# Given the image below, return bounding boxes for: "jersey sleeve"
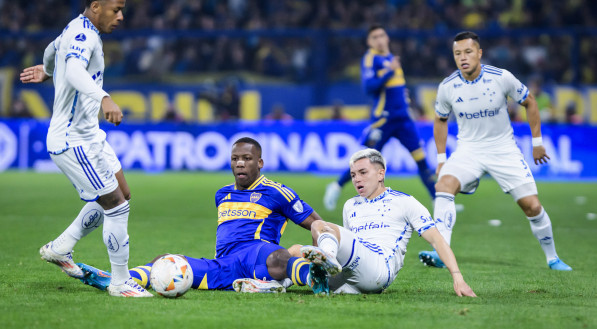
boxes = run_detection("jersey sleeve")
[64,31,99,67]
[43,39,57,77]
[276,184,314,225]
[361,54,394,95]
[501,69,529,104]
[434,82,452,118]
[403,196,435,236]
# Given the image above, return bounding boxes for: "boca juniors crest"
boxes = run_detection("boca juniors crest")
[250,192,262,203]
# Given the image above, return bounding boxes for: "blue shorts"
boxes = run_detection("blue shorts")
[362,117,422,152]
[184,241,284,291]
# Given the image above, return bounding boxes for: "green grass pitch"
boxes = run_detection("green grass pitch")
[0,171,595,329]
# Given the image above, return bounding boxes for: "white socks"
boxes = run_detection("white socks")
[317,232,339,259]
[103,201,131,285]
[434,192,456,245]
[51,202,104,254]
[527,207,558,262]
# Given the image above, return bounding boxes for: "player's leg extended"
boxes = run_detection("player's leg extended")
[514,192,572,271]
[419,174,461,268]
[301,220,342,274]
[394,119,436,198]
[40,202,104,278]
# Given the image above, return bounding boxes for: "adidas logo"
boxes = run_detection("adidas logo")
[456,97,464,103]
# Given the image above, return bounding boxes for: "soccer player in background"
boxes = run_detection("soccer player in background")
[324,24,436,211]
[286,149,475,296]
[20,0,152,297]
[418,31,572,271]
[77,137,331,295]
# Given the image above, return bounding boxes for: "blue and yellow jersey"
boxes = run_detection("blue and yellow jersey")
[214,175,313,258]
[361,49,410,121]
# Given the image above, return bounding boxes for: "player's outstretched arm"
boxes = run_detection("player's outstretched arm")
[20,65,50,84]
[421,227,477,297]
[522,93,550,165]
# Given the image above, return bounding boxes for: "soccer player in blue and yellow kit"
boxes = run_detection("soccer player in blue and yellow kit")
[324,24,436,211]
[77,137,330,294]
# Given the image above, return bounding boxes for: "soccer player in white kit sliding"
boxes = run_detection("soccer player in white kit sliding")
[20,0,152,297]
[418,31,572,271]
[300,149,476,296]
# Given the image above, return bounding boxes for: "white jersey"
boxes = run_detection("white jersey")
[435,65,529,150]
[342,188,435,270]
[45,15,107,154]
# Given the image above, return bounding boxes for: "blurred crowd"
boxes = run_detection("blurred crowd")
[1,0,596,123]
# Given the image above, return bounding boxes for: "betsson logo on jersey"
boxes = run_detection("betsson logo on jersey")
[459,108,500,119]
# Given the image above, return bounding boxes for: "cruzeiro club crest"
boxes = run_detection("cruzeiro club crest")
[250,192,262,203]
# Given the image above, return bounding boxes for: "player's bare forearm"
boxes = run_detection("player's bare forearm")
[20,65,50,84]
[299,212,323,231]
[522,93,542,138]
[434,115,448,154]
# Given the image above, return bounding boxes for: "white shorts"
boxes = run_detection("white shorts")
[329,227,400,294]
[50,141,121,201]
[439,145,537,195]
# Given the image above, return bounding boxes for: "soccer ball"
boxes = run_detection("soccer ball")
[150,254,194,298]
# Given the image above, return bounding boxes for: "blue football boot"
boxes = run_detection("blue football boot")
[77,263,112,290]
[548,258,572,271]
[307,264,329,296]
[418,250,446,268]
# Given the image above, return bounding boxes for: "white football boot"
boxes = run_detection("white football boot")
[323,182,341,211]
[232,278,286,293]
[107,278,153,297]
[39,242,84,278]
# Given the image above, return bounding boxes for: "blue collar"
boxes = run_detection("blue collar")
[458,66,484,84]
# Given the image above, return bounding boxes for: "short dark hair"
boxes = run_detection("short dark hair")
[233,137,262,157]
[454,31,481,47]
[367,24,385,36]
[85,0,105,8]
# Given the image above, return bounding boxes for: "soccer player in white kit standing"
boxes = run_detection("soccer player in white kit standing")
[300,149,476,296]
[418,31,572,271]
[20,0,152,297]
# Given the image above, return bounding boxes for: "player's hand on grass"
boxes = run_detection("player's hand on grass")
[20,65,50,84]
[453,278,477,297]
[532,145,550,165]
[102,96,123,126]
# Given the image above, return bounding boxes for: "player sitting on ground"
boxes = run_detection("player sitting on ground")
[76,137,330,295]
[240,149,476,296]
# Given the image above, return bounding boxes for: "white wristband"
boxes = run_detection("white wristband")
[532,137,543,147]
[437,153,447,163]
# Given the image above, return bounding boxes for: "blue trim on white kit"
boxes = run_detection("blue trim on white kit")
[342,239,356,268]
[74,146,100,190]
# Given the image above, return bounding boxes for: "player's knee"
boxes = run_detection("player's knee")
[123,192,131,201]
[266,249,291,280]
[435,175,459,194]
[310,219,326,232]
[524,201,543,217]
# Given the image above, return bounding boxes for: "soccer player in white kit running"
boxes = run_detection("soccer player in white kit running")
[300,149,476,296]
[20,0,152,297]
[418,31,572,271]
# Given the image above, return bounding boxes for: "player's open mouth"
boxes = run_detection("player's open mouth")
[461,63,469,69]
[236,173,247,178]
[357,185,364,192]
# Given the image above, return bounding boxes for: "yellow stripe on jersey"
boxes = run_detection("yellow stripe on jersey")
[364,52,375,68]
[247,175,265,190]
[386,67,406,87]
[374,90,386,118]
[261,179,295,202]
[217,202,272,225]
[254,219,266,240]
[280,219,289,235]
[198,274,208,290]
